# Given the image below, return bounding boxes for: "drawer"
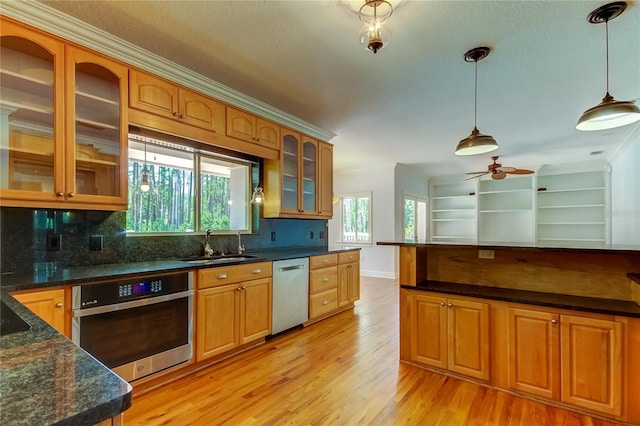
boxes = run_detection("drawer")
[309,253,338,269]
[338,250,360,264]
[309,266,338,294]
[309,288,338,319]
[198,261,271,289]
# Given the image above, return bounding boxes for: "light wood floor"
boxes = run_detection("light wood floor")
[124,277,621,426]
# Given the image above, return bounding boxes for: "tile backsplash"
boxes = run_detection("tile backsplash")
[0,207,328,273]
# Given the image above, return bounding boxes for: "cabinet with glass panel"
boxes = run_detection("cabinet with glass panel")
[0,18,128,210]
[264,128,324,218]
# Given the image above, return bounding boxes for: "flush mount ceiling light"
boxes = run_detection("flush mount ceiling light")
[577,1,640,131]
[358,0,393,54]
[455,47,499,156]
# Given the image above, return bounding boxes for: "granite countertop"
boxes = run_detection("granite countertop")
[406,280,640,318]
[1,295,132,426]
[0,246,360,292]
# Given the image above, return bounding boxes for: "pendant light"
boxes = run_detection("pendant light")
[455,47,499,156]
[250,186,265,204]
[140,140,150,193]
[577,1,640,131]
[358,0,393,54]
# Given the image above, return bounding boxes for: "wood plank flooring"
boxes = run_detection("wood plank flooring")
[124,277,621,425]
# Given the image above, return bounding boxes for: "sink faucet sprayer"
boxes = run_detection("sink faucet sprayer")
[237,232,245,254]
[204,229,214,257]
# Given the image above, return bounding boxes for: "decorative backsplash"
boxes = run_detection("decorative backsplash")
[0,207,328,273]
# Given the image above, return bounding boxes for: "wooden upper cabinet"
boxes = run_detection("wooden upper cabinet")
[560,314,623,416]
[0,18,128,210]
[507,307,560,400]
[318,141,334,217]
[129,69,225,133]
[226,107,280,150]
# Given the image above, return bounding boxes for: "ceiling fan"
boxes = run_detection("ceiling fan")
[466,156,534,180]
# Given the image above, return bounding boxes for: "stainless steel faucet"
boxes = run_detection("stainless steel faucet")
[237,232,245,254]
[204,229,214,257]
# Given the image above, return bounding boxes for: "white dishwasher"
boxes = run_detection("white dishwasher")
[272,258,309,334]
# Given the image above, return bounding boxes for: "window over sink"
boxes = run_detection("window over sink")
[126,133,254,235]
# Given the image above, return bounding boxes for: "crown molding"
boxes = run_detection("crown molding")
[1,0,335,142]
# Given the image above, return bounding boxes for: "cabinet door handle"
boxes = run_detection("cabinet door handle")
[252,268,262,274]
[217,273,228,279]
[447,303,453,307]
[56,192,64,197]
[551,319,557,324]
[55,302,63,308]
[67,192,75,197]
[440,302,445,307]
[322,300,329,305]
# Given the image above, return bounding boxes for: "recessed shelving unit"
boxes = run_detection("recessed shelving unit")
[477,176,534,244]
[429,179,477,243]
[536,168,608,248]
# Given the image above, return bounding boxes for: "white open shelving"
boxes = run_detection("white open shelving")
[429,179,477,243]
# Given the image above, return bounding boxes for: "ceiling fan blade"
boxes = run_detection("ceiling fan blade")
[496,166,516,172]
[465,172,489,180]
[465,171,489,175]
[506,169,535,175]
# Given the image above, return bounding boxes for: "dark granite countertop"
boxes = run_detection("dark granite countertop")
[0,246,360,292]
[405,280,640,318]
[1,295,132,426]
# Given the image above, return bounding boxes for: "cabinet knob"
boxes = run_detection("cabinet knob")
[236,287,242,291]
[67,192,75,197]
[217,273,228,279]
[322,277,329,282]
[322,300,329,305]
[173,112,179,117]
[440,302,445,307]
[179,114,185,119]
[447,303,453,307]
[56,192,64,197]
[551,319,557,324]
[55,302,63,308]
[252,269,262,274]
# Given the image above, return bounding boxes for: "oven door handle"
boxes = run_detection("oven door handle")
[72,290,194,318]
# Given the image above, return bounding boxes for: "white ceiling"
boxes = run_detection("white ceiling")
[38,0,640,177]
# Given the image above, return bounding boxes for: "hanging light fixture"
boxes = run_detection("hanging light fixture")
[358,0,393,54]
[250,186,265,204]
[577,2,640,131]
[455,46,499,156]
[140,140,150,192]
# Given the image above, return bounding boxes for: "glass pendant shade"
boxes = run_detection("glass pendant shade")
[455,127,499,156]
[140,168,150,192]
[576,93,640,131]
[250,186,265,204]
[358,0,393,54]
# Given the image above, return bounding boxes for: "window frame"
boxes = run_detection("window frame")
[338,191,372,245]
[403,194,428,242]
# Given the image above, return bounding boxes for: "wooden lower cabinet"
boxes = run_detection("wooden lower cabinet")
[196,265,272,361]
[560,314,623,416]
[403,289,631,421]
[11,288,67,336]
[337,251,360,308]
[408,291,490,381]
[507,307,560,399]
[308,251,360,322]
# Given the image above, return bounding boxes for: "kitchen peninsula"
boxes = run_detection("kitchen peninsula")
[378,241,640,424]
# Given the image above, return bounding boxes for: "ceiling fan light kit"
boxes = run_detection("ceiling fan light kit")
[466,156,534,181]
[455,46,499,156]
[577,1,640,131]
[358,0,393,54]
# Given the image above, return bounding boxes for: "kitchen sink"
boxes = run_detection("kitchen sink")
[181,254,259,265]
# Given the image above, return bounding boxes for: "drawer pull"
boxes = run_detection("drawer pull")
[322,258,329,263]
[322,300,329,305]
[55,302,63,308]
[348,255,353,260]
[322,277,329,282]
[252,269,262,274]
[217,273,228,279]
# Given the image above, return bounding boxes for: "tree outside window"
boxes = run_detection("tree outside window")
[340,193,371,243]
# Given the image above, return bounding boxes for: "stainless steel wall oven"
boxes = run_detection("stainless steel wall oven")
[72,271,194,382]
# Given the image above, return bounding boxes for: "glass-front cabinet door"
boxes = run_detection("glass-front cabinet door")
[65,47,128,207]
[0,20,65,203]
[281,132,300,213]
[301,137,318,214]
